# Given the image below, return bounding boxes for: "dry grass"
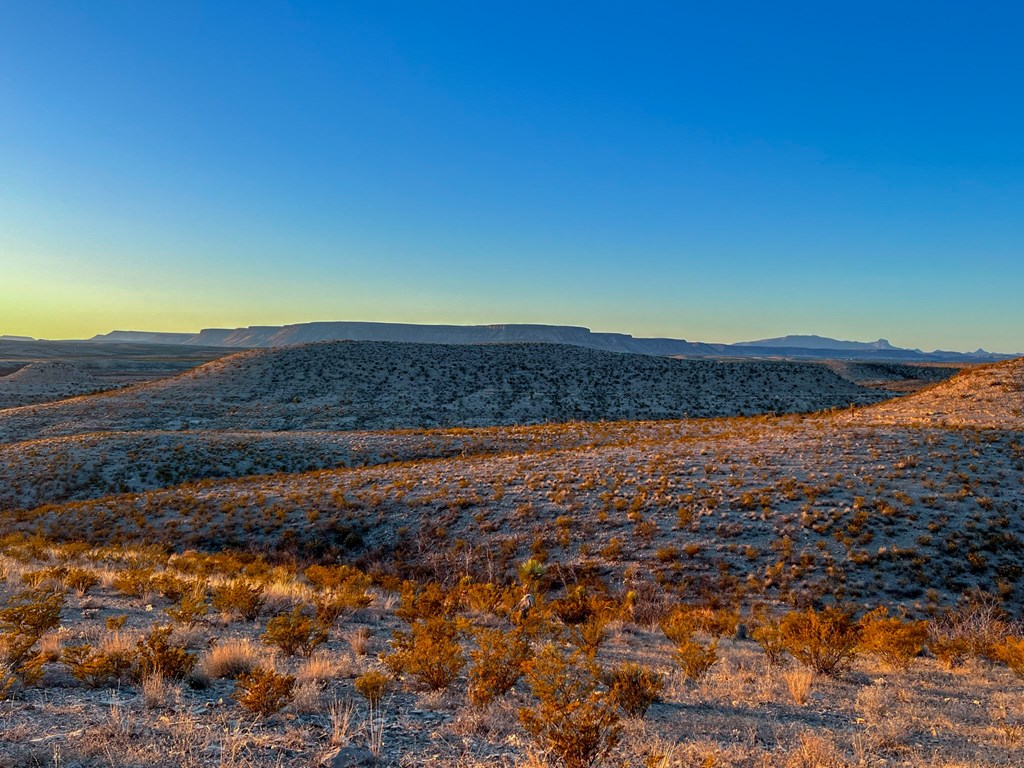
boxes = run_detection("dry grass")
[346,626,372,656]
[198,637,265,679]
[295,650,340,684]
[783,667,814,706]
[290,679,324,713]
[329,698,356,746]
[141,670,172,709]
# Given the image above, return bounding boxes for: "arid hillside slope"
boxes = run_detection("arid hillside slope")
[0,361,106,409]
[0,341,889,443]
[847,357,1024,428]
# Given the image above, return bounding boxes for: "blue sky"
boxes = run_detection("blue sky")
[1,2,1022,351]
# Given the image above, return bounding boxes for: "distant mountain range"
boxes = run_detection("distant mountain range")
[70,322,1019,363]
[737,334,900,351]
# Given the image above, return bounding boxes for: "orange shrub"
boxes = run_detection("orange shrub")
[262,608,328,657]
[857,608,928,671]
[519,643,621,768]
[383,617,465,691]
[467,627,531,707]
[606,663,663,718]
[779,606,859,675]
[234,667,295,716]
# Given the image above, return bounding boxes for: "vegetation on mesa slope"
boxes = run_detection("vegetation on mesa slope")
[0,341,891,442]
[0,350,1019,766]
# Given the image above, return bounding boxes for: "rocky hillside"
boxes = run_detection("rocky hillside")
[847,357,1024,428]
[0,361,107,408]
[0,341,888,443]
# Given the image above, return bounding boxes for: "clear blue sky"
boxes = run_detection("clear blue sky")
[2,2,1022,351]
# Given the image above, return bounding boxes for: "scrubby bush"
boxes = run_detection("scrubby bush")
[928,595,1010,668]
[571,616,609,660]
[467,626,531,707]
[858,608,928,670]
[672,605,740,638]
[383,617,465,690]
[234,667,295,716]
[751,614,787,666]
[134,624,196,681]
[112,568,154,598]
[62,641,134,687]
[0,586,64,683]
[354,669,390,707]
[63,568,100,596]
[673,635,718,681]
[395,582,458,624]
[461,580,515,616]
[519,642,621,768]
[552,586,604,626]
[307,565,373,626]
[262,608,328,657]
[165,586,209,627]
[212,579,265,621]
[606,662,663,718]
[151,573,189,601]
[779,606,859,675]
[992,637,1024,678]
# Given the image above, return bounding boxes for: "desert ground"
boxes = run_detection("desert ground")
[0,342,1021,768]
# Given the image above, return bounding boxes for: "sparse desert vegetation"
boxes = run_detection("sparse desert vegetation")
[0,345,1021,767]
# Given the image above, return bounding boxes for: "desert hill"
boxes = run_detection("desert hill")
[6,404,1020,612]
[2,352,1021,611]
[0,338,230,407]
[0,361,106,409]
[0,341,889,443]
[848,356,1024,428]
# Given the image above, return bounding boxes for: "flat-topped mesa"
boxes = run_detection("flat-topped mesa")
[86,322,1019,362]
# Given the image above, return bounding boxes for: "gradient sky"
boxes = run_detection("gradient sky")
[2,2,1023,351]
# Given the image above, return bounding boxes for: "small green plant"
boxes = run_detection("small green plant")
[234,667,295,716]
[354,669,390,706]
[519,642,621,768]
[383,617,465,691]
[518,558,547,589]
[779,606,859,675]
[606,662,663,718]
[262,608,328,657]
[211,580,265,621]
[467,626,531,707]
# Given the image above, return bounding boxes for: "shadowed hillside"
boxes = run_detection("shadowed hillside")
[0,341,889,443]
